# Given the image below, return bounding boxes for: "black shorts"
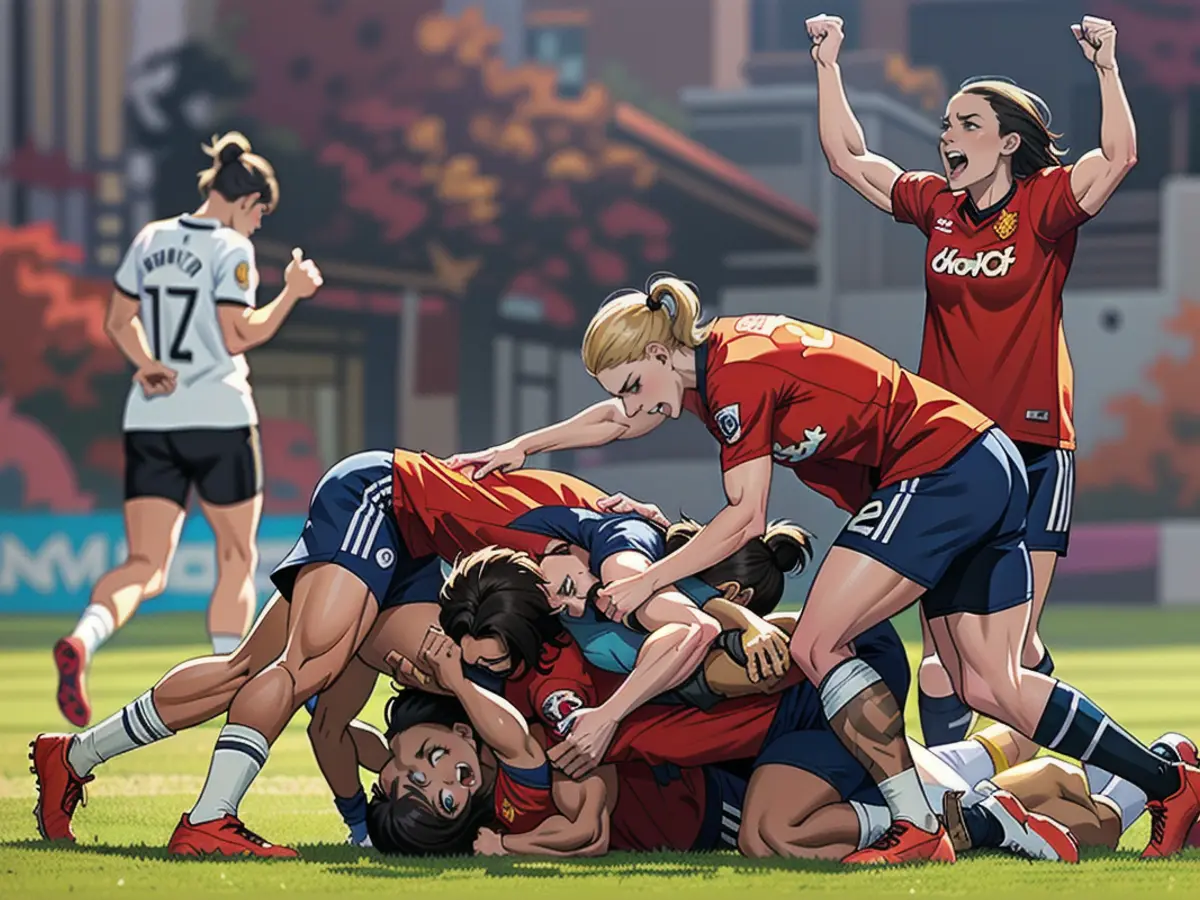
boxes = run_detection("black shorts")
[124,427,263,507]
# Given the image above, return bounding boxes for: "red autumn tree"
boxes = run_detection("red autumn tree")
[1077,300,1200,517]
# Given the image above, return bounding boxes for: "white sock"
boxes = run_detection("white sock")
[850,801,892,849]
[1099,774,1148,833]
[912,740,985,812]
[67,690,173,777]
[210,634,242,655]
[70,605,115,657]
[928,738,996,790]
[879,769,941,833]
[189,724,270,825]
[1085,763,1114,793]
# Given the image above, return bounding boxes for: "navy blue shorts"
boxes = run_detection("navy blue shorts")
[833,428,1033,620]
[692,765,748,851]
[271,450,443,610]
[751,621,907,806]
[1016,442,1073,555]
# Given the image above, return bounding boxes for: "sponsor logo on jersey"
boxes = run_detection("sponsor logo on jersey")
[931,245,1017,278]
[500,798,517,823]
[235,261,251,290]
[714,404,742,444]
[375,547,396,569]
[1025,409,1050,423]
[993,208,1019,240]
[734,314,791,336]
[772,426,828,464]
[935,217,955,234]
[542,689,584,735]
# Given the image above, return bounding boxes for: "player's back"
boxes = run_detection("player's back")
[115,214,259,431]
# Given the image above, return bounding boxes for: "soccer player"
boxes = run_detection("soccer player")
[443,275,1200,863]
[54,131,322,727]
[805,13,1135,745]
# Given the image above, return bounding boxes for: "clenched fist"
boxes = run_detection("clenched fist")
[806,14,845,65]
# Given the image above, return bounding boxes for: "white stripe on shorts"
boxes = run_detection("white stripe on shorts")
[881,477,919,545]
[340,476,392,556]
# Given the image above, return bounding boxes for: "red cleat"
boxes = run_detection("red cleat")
[989,789,1080,863]
[30,733,93,842]
[167,813,299,859]
[842,820,957,865]
[1152,733,1199,767]
[1142,763,1200,859]
[53,637,91,728]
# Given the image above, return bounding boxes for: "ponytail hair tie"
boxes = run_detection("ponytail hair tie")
[219,143,246,166]
[646,291,678,319]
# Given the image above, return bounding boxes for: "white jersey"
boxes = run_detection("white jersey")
[115,214,260,431]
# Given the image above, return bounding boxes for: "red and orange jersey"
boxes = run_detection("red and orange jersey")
[892,166,1089,449]
[389,450,606,560]
[683,316,992,513]
[608,763,707,852]
[493,762,558,834]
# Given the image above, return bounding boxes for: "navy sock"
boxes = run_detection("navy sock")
[962,804,1005,849]
[918,690,973,746]
[1033,682,1181,801]
[334,788,369,844]
[1033,649,1055,676]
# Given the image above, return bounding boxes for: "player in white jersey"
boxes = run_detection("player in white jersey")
[52,132,324,727]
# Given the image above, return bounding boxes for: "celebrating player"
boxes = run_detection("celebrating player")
[443,274,1200,864]
[806,12,1136,745]
[53,131,323,728]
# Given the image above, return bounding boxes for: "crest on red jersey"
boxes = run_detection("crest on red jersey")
[714,404,743,444]
[993,209,1019,240]
[542,689,584,735]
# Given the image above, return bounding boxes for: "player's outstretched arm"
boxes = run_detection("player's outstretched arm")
[444,398,662,480]
[1068,16,1137,215]
[807,14,904,212]
[486,769,612,857]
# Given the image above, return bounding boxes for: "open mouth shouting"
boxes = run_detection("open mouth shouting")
[945,148,968,180]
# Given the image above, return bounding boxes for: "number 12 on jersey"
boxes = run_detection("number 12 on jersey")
[145,286,197,363]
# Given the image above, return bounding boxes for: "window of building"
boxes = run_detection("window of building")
[526,25,586,98]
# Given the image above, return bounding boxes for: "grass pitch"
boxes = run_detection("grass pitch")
[1,605,1199,899]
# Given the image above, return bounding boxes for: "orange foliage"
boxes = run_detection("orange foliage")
[0,223,125,407]
[1079,299,1200,507]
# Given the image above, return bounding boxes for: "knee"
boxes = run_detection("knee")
[789,627,844,684]
[216,537,257,576]
[957,662,1009,717]
[737,821,774,859]
[279,653,340,699]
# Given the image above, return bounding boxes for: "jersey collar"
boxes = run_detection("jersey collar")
[179,214,221,231]
[958,180,1017,227]
[694,334,711,409]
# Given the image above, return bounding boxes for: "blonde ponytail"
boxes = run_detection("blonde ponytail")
[196,131,280,211]
[581,273,712,376]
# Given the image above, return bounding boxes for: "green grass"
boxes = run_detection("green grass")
[1,607,1199,898]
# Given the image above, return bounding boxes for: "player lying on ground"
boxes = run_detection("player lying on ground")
[30,452,803,856]
[376,631,1199,860]
[308,520,807,846]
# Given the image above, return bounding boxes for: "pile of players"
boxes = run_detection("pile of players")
[29,449,1200,864]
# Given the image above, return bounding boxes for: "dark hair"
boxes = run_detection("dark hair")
[958,78,1066,178]
[197,131,279,211]
[439,547,568,678]
[367,690,496,856]
[667,517,811,616]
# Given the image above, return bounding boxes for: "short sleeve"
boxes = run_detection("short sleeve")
[891,171,947,236]
[213,236,258,308]
[705,361,778,472]
[587,516,666,576]
[113,232,142,298]
[1028,166,1092,242]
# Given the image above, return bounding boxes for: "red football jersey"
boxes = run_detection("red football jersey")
[493,762,557,834]
[609,762,707,852]
[390,450,605,560]
[682,317,991,513]
[506,639,782,767]
[891,166,1090,449]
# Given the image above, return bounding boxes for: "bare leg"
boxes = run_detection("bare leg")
[198,494,261,652]
[790,548,937,832]
[90,497,186,627]
[739,765,862,860]
[1021,551,1058,669]
[916,606,974,746]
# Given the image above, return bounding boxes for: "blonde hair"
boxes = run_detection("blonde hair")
[581,274,712,376]
[197,131,280,212]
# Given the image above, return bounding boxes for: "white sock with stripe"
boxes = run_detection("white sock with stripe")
[70,604,115,657]
[189,724,270,825]
[850,801,893,849]
[67,691,173,777]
